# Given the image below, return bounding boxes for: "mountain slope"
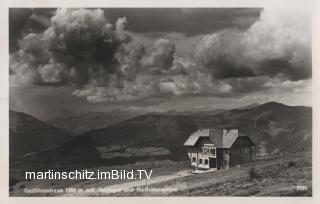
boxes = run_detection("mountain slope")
[13,102,311,170]
[48,110,143,135]
[235,103,260,110]
[61,101,311,162]
[9,110,72,157]
[196,102,312,155]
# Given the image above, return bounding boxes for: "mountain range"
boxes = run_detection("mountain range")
[48,109,143,135]
[9,101,312,170]
[47,103,260,135]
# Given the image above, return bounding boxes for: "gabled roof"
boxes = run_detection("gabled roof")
[183,129,211,146]
[184,128,250,148]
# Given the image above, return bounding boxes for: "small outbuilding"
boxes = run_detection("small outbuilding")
[184,128,255,171]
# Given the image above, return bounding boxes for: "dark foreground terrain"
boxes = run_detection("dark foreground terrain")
[10,151,311,197]
[169,151,312,196]
[111,151,312,196]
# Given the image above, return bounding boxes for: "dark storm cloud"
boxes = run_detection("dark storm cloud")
[9,8,261,53]
[103,8,261,36]
[259,58,311,81]
[225,76,271,93]
[10,9,189,102]
[10,9,132,86]
[10,8,311,103]
[9,8,33,52]
[9,8,54,52]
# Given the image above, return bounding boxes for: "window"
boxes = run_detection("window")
[205,159,209,165]
[199,159,203,164]
[241,147,250,153]
[192,157,196,162]
[203,147,210,155]
[210,148,216,155]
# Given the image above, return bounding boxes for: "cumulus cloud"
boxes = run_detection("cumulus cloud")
[38,60,66,84]
[158,56,233,96]
[115,43,145,80]
[194,8,311,80]
[72,74,159,103]
[141,38,175,73]
[10,8,311,103]
[10,8,132,86]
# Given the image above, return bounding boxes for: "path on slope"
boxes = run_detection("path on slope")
[62,170,191,196]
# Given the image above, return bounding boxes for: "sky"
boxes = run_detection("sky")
[9,8,312,120]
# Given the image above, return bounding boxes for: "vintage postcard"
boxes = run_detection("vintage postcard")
[3,0,318,201]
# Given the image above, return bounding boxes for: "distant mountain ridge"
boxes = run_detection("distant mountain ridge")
[47,103,263,135]
[48,110,143,135]
[49,101,311,165]
[10,102,312,170]
[235,103,260,110]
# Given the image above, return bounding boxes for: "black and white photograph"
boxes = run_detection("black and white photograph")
[7,4,314,197]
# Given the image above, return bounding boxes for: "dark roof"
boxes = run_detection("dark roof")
[184,128,251,148]
[183,129,211,146]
